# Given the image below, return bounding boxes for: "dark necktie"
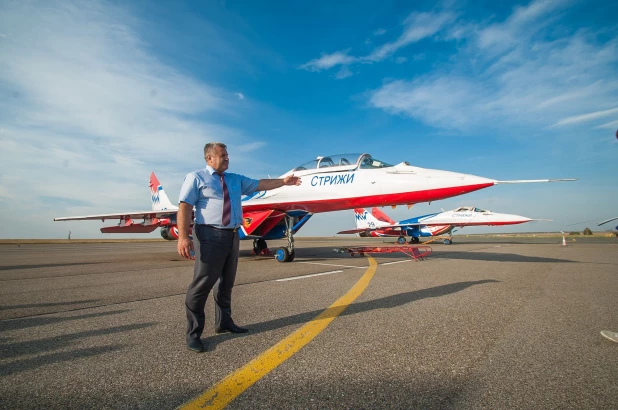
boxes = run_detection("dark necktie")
[217,172,231,226]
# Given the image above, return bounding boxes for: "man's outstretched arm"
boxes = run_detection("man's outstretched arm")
[256,174,302,191]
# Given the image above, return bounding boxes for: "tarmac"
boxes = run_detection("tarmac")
[1,236,617,409]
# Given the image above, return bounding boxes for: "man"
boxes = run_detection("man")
[177,142,301,353]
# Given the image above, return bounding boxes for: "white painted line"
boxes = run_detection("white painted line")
[381,260,412,266]
[276,270,343,282]
[299,262,367,269]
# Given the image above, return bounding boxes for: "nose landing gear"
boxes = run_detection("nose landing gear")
[275,215,296,262]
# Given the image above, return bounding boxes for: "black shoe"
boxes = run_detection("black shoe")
[215,323,249,334]
[186,338,205,353]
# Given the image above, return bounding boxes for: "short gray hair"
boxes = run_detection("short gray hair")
[204,142,227,156]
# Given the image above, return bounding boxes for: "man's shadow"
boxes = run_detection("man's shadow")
[204,279,498,350]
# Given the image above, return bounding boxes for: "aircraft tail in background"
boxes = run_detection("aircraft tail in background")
[354,208,391,230]
[371,207,396,224]
[150,172,178,211]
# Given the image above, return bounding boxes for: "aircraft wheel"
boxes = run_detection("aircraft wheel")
[443,239,452,245]
[275,247,290,262]
[397,237,406,244]
[253,238,268,255]
[252,239,259,254]
[288,249,295,262]
[411,237,420,244]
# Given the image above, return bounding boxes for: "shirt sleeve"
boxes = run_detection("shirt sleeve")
[178,173,199,206]
[240,175,260,195]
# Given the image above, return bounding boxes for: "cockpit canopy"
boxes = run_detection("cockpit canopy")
[454,206,490,213]
[292,153,394,172]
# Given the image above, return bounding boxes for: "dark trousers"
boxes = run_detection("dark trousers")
[185,224,240,341]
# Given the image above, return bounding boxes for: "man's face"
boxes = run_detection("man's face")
[206,146,229,173]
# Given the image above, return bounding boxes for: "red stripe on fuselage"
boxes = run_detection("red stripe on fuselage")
[243,183,495,213]
[370,229,400,237]
[428,225,452,236]
[450,221,529,226]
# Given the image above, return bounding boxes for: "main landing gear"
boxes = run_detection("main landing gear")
[275,215,296,262]
[397,236,420,244]
[252,238,271,256]
[420,234,453,245]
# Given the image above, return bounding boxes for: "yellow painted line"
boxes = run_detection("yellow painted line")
[179,256,378,410]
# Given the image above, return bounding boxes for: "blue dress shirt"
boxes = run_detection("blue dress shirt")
[179,165,259,228]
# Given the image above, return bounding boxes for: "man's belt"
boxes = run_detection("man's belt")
[201,224,239,232]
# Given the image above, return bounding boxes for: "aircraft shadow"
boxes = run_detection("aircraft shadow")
[0,262,101,271]
[0,322,155,360]
[0,309,131,332]
[427,251,575,264]
[0,299,101,311]
[241,246,577,264]
[204,280,498,350]
[0,344,125,377]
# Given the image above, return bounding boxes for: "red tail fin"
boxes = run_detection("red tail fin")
[372,207,396,224]
[149,172,160,195]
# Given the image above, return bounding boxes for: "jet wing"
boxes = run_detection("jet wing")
[337,225,409,234]
[599,217,618,226]
[54,210,178,222]
[242,210,285,235]
[337,228,372,235]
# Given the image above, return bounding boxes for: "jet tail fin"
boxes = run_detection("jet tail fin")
[354,208,385,230]
[371,207,396,224]
[354,209,370,229]
[150,172,178,211]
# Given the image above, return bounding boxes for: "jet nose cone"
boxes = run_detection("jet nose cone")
[463,174,497,185]
[495,213,533,224]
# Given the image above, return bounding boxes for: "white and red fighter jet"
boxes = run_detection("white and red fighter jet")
[338,206,551,245]
[55,153,575,261]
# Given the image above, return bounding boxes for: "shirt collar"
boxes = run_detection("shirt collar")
[205,165,225,176]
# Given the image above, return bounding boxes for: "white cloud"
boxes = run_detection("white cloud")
[553,107,618,127]
[366,12,454,62]
[300,50,357,72]
[370,77,485,130]
[300,11,454,76]
[478,0,569,53]
[236,141,266,152]
[0,0,264,238]
[335,66,353,79]
[595,120,618,130]
[0,2,225,149]
[235,92,245,100]
[369,1,618,134]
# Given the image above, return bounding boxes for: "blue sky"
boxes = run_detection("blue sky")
[1,0,617,239]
